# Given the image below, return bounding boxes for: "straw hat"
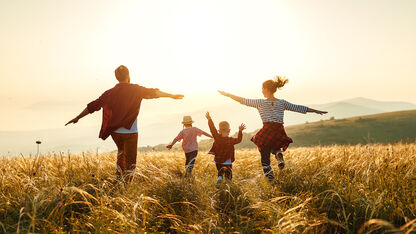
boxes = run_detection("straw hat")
[182,116,194,124]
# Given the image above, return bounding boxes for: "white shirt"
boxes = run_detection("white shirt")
[241,99,308,124]
[214,159,232,165]
[114,119,138,134]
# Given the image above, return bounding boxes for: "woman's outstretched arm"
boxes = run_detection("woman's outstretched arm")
[306,107,327,115]
[218,90,243,103]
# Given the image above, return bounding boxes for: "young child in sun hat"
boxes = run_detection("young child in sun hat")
[205,112,246,184]
[218,75,327,181]
[166,116,212,176]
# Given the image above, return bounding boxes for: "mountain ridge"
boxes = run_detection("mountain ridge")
[1,97,415,155]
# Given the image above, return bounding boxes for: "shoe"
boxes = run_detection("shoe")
[217,176,223,183]
[276,153,285,169]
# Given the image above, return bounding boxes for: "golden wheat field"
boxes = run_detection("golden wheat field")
[1,143,416,233]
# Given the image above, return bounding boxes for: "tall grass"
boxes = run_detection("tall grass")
[1,143,415,233]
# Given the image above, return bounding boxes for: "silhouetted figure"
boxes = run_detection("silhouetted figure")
[218,75,327,181]
[66,65,183,182]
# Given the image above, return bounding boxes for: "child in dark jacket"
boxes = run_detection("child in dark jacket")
[205,112,246,184]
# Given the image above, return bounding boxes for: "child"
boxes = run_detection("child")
[166,116,212,176]
[205,112,246,184]
[218,76,327,181]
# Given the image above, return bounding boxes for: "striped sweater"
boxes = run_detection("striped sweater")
[241,98,308,124]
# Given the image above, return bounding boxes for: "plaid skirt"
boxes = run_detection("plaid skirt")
[251,122,293,152]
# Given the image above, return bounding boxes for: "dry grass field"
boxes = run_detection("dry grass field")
[1,143,416,233]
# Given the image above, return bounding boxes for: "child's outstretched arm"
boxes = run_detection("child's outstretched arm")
[205,112,219,140]
[218,91,243,103]
[166,131,183,150]
[166,138,179,150]
[201,131,213,138]
[232,123,246,144]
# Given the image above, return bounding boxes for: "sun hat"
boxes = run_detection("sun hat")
[182,116,194,124]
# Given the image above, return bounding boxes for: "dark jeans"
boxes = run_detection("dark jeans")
[185,150,198,174]
[260,148,275,180]
[216,164,232,180]
[111,132,138,182]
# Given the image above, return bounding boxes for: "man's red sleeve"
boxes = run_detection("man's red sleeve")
[137,85,159,99]
[87,92,106,113]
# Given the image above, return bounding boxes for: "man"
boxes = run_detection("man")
[65,65,183,181]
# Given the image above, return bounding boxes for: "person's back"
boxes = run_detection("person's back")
[217,75,327,181]
[88,83,159,139]
[66,65,184,182]
[166,116,212,176]
[179,127,203,152]
[205,112,246,184]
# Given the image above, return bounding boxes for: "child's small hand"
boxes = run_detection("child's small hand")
[166,144,173,150]
[239,123,246,131]
[205,112,211,120]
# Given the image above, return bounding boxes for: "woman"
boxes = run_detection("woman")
[218,76,327,181]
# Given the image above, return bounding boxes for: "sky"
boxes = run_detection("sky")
[0,0,415,132]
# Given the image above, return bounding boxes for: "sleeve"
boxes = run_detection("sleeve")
[208,118,220,140]
[282,100,308,114]
[195,128,203,137]
[174,130,184,142]
[241,98,263,108]
[137,85,159,99]
[86,92,107,114]
[232,130,243,145]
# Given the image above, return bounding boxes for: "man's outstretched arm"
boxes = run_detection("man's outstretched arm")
[65,108,89,126]
[155,90,184,99]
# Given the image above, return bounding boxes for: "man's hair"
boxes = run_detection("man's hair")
[219,121,230,131]
[115,65,130,81]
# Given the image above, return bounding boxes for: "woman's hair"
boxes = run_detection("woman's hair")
[262,75,289,93]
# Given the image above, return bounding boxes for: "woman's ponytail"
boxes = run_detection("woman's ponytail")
[263,75,289,94]
[273,75,289,89]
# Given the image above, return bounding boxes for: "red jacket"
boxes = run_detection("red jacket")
[87,83,158,140]
[207,118,242,164]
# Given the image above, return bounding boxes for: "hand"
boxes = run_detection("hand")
[205,112,211,120]
[239,123,246,131]
[171,94,184,99]
[166,144,173,150]
[315,110,328,115]
[218,90,230,97]
[65,117,79,126]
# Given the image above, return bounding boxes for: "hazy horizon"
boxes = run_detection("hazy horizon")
[1,96,415,156]
[1,0,416,133]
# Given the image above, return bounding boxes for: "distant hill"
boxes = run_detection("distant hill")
[1,97,415,155]
[142,110,416,151]
[139,97,416,151]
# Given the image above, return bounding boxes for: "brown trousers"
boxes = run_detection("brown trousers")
[111,132,138,182]
[216,164,232,180]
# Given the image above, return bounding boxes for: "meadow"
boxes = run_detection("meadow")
[1,143,416,233]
